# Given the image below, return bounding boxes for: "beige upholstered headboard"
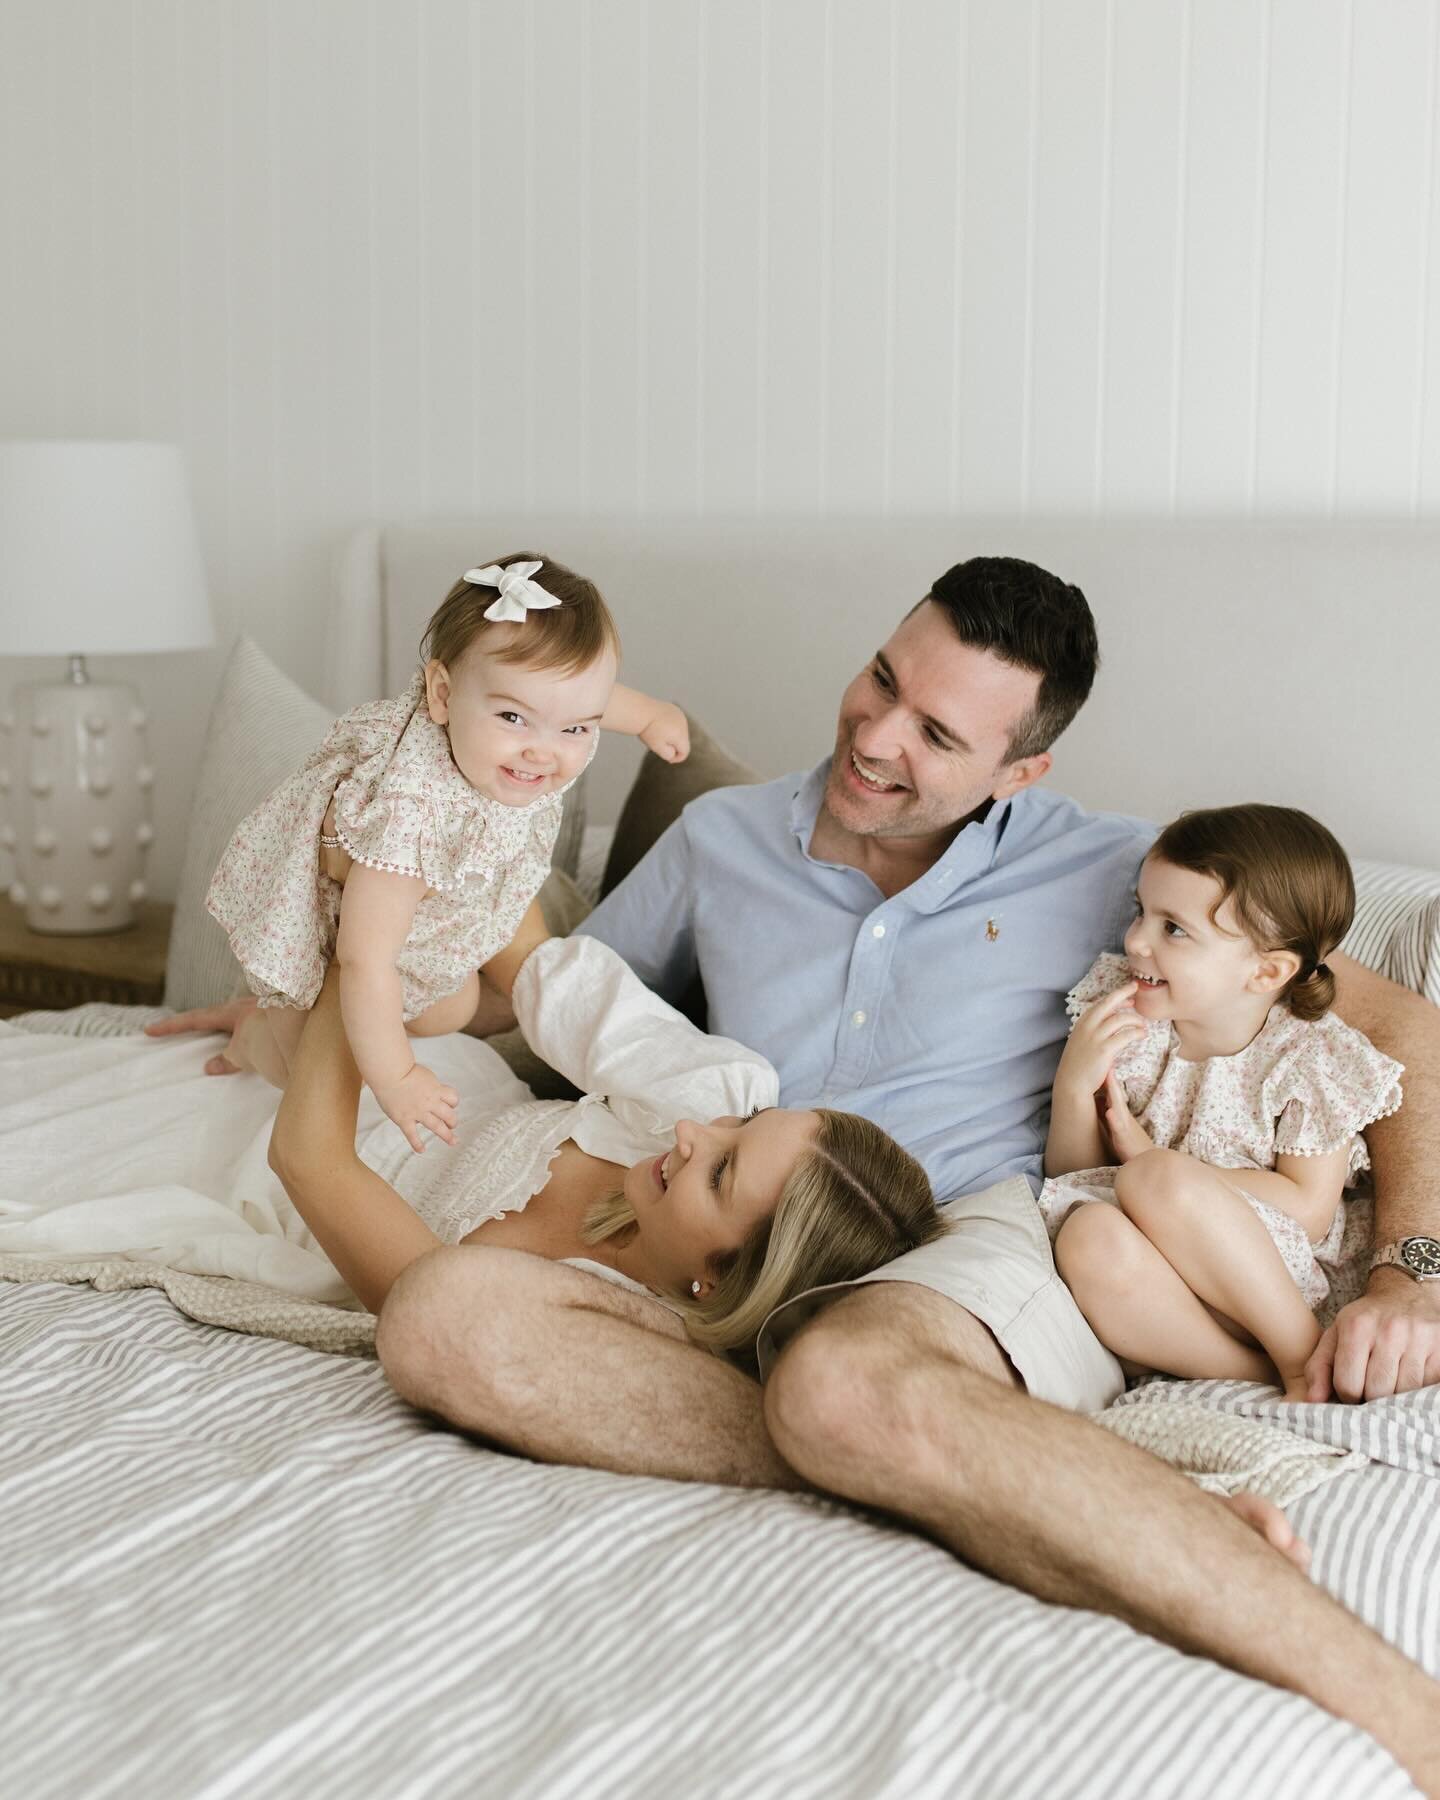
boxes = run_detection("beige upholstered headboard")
[327,518,1440,867]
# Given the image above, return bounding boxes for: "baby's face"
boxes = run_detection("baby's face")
[424,638,617,805]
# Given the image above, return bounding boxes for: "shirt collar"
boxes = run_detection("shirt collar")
[790,757,1016,910]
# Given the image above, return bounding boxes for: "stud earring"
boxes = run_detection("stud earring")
[690,1280,702,1297]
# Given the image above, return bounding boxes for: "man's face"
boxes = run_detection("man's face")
[823,600,1050,843]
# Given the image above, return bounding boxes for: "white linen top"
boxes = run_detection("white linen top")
[0,937,779,1309]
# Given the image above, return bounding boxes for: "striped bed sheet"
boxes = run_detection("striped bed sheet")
[5,853,1438,1798]
[3,1276,1435,1800]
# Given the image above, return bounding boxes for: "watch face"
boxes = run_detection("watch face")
[1401,1237,1440,1277]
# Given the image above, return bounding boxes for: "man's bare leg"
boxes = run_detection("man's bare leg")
[377,1245,798,1489]
[763,1282,1440,1792]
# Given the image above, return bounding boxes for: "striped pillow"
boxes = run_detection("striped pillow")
[1342,859,1440,1004]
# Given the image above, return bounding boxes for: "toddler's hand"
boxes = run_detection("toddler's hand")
[1055,982,1144,1098]
[375,1064,460,1155]
[1102,1070,1153,1164]
[640,703,690,764]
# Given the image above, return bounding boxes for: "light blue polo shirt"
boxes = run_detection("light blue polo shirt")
[580,760,1155,1203]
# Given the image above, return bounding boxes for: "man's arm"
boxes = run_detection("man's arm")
[574,814,700,1005]
[1307,951,1440,1400]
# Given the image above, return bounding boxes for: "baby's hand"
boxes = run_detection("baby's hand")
[1055,982,1144,1098]
[640,703,690,764]
[1102,1070,1153,1164]
[375,1064,460,1154]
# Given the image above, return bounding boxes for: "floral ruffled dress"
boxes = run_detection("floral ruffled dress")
[206,672,591,1020]
[1037,953,1404,1309]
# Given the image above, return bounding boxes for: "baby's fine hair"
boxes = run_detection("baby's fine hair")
[1151,803,1355,1022]
[420,552,620,677]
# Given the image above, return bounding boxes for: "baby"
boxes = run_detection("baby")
[1040,803,1403,1399]
[207,553,687,1152]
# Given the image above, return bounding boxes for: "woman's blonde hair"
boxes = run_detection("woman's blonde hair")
[583,1109,946,1367]
[420,551,620,678]
[1151,803,1355,1022]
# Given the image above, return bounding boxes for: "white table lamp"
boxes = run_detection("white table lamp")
[0,441,214,934]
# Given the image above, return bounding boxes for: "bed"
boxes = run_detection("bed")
[4,520,1439,1798]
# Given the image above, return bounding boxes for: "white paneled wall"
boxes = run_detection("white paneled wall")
[1,0,1439,896]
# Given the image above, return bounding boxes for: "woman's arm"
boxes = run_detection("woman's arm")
[268,966,441,1313]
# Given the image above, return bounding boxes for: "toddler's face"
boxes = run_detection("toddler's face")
[1123,856,1277,1028]
[424,638,618,805]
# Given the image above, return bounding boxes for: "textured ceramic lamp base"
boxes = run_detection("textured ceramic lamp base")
[1,677,154,935]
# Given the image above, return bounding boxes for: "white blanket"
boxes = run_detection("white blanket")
[0,1014,525,1299]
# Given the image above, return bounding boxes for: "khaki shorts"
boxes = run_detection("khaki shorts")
[756,1174,1124,1414]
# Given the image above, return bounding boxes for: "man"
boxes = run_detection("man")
[377,558,1440,1784]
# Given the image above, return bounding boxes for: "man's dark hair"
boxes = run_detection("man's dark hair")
[923,556,1099,762]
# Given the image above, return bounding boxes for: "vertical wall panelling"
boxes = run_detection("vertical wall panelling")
[1175,0,1264,512]
[311,0,369,569]
[529,4,586,514]
[640,0,703,510]
[700,0,765,512]
[224,0,278,662]
[583,0,647,516]
[1027,0,1108,515]
[1420,7,1440,512]
[4,0,1440,895]
[824,0,894,513]
[1338,3,1433,512]
[1254,0,1348,511]
[1100,0,1184,512]
[91,1,142,439]
[887,0,964,514]
[371,0,423,521]
[468,2,528,515]
[760,0,828,513]
[955,0,1035,509]
[0,4,54,431]
[418,0,476,518]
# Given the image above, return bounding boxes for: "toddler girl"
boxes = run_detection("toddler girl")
[206,553,688,1153]
[1040,803,1403,1400]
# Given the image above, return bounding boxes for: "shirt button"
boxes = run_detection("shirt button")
[872,924,885,938]
[852,1010,867,1027]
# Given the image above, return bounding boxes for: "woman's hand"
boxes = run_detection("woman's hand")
[373,1063,460,1154]
[639,702,690,764]
[1055,983,1144,1099]
[1102,1070,1154,1164]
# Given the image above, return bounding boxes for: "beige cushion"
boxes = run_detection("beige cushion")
[601,714,763,897]
[165,637,334,1011]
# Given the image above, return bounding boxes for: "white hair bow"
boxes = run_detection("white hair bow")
[463,559,561,624]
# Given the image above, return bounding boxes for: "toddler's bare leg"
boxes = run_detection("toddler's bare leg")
[1115,1150,1321,1398]
[1055,1203,1276,1384]
[219,1008,291,1089]
[405,973,482,1039]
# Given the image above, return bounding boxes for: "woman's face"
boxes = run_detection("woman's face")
[622,1108,820,1298]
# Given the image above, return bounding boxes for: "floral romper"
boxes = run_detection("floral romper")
[1037,953,1405,1309]
[206,672,591,1020]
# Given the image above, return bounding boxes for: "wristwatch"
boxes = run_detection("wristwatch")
[1369,1237,1440,1282]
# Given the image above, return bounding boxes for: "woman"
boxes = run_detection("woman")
[2,899,944,1365]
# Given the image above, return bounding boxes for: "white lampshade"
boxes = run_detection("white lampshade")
[0,440,213,655]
